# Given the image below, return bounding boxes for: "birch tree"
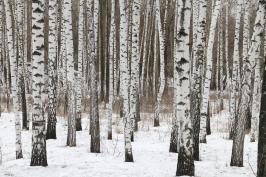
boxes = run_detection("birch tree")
[190,0,207,160]
[154,0,165,127]
[229,0,243,140]
[4,0,23,159]
[129,0,140,141]
[107,0,115,140]
[30,0,47,166]
[64,0,76,147]
[175,0,194,176]
[120,0,133,162]
[199,0,221,143]
[89,0,100,153]
[47,0,58,140]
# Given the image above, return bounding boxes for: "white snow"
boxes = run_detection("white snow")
[0,110,257,177]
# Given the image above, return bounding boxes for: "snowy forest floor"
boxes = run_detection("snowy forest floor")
[0,110,257,177]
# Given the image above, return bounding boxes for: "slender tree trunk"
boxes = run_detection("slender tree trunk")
[89,0,100,153]
[120,0,133,162]
[154,0,165,127]
[108,0,115,140]
[64,0,76,147]
[199,0,221,143]
[46,0,58,140]
[4,0,23,159]
[229,0,243,140]
[190,0,207,160]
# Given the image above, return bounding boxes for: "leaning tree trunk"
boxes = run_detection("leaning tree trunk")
[199,0,221,143]
[4,0,23,159]
[46,0,58,140]
[190,0,207,160]
[120,0,133,162]
[175,0,194,176]
[89,0,100,153]
[30,0,47,166]
[154,0,165,127]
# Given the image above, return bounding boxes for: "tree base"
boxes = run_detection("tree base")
[76,114,82,131]
[108,132,112,140]
[176,147,194,176]
[125,151,134,162]
[154,119,160,127]
[16,151,23,159]
[200,138,207,143]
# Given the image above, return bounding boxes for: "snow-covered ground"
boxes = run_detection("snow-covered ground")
[0,110,257,177]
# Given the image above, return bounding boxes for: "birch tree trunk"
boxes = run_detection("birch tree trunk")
[76,0,84,131]
[229,0,243,140]
[30,0,47,166]
[250,57,261,142]
[89,0,100,153]
[129,0,140,141]
[175,0,194,176]
[169,0,179,153]
[46,0,58,140]
[108,0,115,140]
[64,0,76,147]
[4,0,23,159]
[190,0,207,160]
[120,0,133,162]
[154,0,165,127]
[199,0,221,143]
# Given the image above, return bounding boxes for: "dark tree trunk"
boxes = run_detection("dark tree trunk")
[206,102,211,135]
[21,77,28,130]
[258,54,266,177]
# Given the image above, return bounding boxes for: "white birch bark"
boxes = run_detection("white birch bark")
[199,0,221,143]
[229,0,243,139]
[120,0,133,162]
[250,4,265,142]
[4,0,23,159]
[30,0,47,166]
[64,0,76,146]
[154,0,165,127]
[76,0,84,131]
[129,0,140,140]
[175,0,194,176]
[47,0,58,139]
[190,0,207,160]
[231,0,265,166]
